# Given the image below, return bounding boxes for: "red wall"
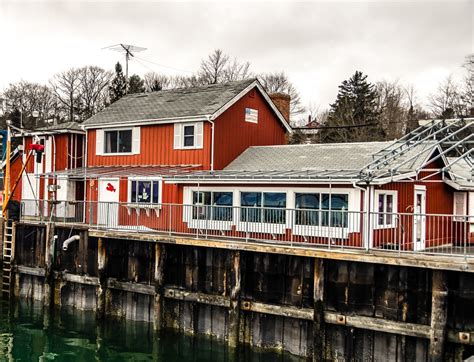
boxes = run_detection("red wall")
[213,88,287,169]
[87,124,212,169]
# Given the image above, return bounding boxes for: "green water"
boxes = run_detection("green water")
[0,300,303,361]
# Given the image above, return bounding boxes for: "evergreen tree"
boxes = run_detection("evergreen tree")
[320,71,382,143]
[128,74,145,94]
[109,62,127,103]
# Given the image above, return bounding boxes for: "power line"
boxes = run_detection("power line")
[134,56,194,74]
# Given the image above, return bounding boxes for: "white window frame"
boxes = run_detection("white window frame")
[97,127,140,156]
[453,192,467,221]
[126,177,162,216]
[174,122,203,150]
[182,186,361,237]
[374,190,398,229]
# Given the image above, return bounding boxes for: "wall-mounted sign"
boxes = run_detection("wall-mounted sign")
[245,108,258,123]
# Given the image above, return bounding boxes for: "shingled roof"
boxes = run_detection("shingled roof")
[82,79,290,130]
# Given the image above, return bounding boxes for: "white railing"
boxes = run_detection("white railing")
[19,200,474,257]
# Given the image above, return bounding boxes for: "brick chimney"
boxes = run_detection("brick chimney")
[269,93,291,123]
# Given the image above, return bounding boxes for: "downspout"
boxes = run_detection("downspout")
[352,181,369,251]
[206,116,215,172]
[62,234,80,251]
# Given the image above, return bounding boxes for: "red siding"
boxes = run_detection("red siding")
[88,124,211,168]
[10,156,23,201]
[54,134,69,171]
[213,88,287,169]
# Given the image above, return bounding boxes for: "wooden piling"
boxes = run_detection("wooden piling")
[228,250,241,348]
[43,222,55,308]
[153,243,166,331]
[313,258,325,362]
[97,237,107,319]
[429,270,448,362]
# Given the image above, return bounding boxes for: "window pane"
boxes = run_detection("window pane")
[131,181,137,202]
[137,181,152,203]
[152,181,159,204]
[213,192,233,221]
[105,131,118,153]
[193,191,211,219]
[295,193,319,226]
[118,130,132,152]
[183,125,194,147]
[321,194,330,226]
[330,194,348,210]
[331,194,348,227]
[263,193,286,224]
[241,192,261,222]
[385,194,393,225]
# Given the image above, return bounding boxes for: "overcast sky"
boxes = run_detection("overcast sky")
[0,0,472,111]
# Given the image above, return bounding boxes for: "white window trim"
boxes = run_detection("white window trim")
[174,122,204,150]
[126,177,162,216]
[183,186,361,237]
[374,190,398,229]
[453,192,467,221]
[100,127,140,156]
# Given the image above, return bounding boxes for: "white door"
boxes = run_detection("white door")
[98,178,119,227]
[413,188,426,251]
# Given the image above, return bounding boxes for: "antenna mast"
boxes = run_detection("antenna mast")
[103,43,147,79]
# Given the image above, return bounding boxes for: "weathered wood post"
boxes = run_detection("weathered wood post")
[153,243,166,331]
[43,222,55,309]
[97,237,107,319]
[228,250,241,348]
[313,258,325,362]
[429,270,448,362]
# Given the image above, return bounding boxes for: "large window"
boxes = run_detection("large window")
[240,192,286,224]
[131,180,160,204]
[192,191,233,221]
[295,193,348,227]
[105,129,132,153]
[375,191,397,227]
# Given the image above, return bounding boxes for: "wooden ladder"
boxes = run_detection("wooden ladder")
[2,219,15,298]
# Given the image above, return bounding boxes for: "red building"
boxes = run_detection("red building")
[13,79,474,255]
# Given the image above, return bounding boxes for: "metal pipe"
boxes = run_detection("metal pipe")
[206,116,215,172]
[62,235,80,251]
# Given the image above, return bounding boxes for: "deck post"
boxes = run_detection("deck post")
[43,222,55,309]
[228,250,241,348]
[429,270,448,362]
[97,237,107,319]
[153,243,166,331]
[313,258,325,362]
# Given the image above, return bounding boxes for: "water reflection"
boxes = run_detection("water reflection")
[0,300,302,361]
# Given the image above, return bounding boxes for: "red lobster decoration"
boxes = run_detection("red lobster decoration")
[106,183,116,192]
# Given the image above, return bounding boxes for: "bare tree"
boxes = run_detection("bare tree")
[78,66,112,119]
[429,75,464,118]
[144,72,171,92]
[198,49,230,84]
[3,81,56,128]
[50,68,82,122]
[462,54,473,113]
[258,72,305,120]
[223,57,251,82]
[375,80,407,139]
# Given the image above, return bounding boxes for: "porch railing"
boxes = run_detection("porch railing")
[19,199,474,257]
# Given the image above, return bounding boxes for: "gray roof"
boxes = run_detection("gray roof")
[28,121,84,134]
[164,141,437,183]
[83,79,258,127]
[446,157,474,189]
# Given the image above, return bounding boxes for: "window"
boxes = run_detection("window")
[183,125,195,147]
[192,191,233,221]
[240,192,286,224]
[454,192,467,221]
[295,193,348,228]
[131,180,160,204]
[174,122,203,149]
[375,191,397,227]
[105,129,132,153]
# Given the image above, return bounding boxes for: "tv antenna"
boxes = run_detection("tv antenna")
[103,43,147,79]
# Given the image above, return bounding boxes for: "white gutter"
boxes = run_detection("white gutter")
[83,115,211,130]
[206,115,215,172]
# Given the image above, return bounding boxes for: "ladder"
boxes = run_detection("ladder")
[2,219,15,298]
